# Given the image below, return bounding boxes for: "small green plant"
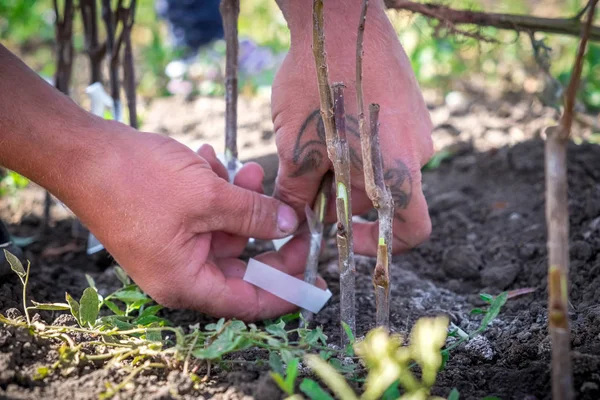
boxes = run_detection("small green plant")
[1,251,510,399]
[304,316,450,400]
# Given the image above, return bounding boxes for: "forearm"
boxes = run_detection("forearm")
[0,44,116,205]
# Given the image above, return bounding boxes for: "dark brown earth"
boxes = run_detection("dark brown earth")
[1,89,600,400]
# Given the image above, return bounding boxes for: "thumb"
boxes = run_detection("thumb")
[206,180,299,240]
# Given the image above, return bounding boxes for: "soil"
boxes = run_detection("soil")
[2,87,600,400]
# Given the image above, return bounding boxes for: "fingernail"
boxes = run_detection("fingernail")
[277,205,298,234]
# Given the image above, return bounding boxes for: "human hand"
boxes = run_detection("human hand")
[272,1,434,256]
[68,127,323,320]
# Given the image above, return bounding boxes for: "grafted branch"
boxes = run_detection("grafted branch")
[545,2,597,400]
[385,0,600,41]
[312,0,356,345]
[220,0,240,182]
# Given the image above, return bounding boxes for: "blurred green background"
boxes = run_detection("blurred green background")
[0,0,599,194]
[1,0,598,107]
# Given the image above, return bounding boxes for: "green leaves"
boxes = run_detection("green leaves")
[79,287,99,327]
[29,301,71,311]
[475,291,508,335]
[270,358,299,396]
[341,321,355,356]
[448,388,460,400]
[300,379,334,400]
[192,321,251,360]
[114,266,131,286]
[266,320,288,340]
[4,249,25,278]
[66,293,80,322]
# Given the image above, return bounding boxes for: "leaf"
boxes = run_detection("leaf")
[33,366,51,380]
[381,381,401,400]
[145,323,163,342]
[29,301,71,311]
[104,300,124,316]
[341,321,355,356]
[228,320,246,333]
[270,373,290,395]
[138,304,163,318]
[127,298,152,311]
[280,349,296,365]
[341,321,355,343]
[266,320,287,339]
[65,293,80,323]
[111,290,149,303]
[300,378,334,400]
[440,350,450,371]
[480,397,501,400]
[304,355,358,400]
[113,266,130,286]
[205,318,225,332]
[470,308,486,315]
[279,312,300,324]
[79,287,99,327]
[269,352,285,376]
[135,315,166,326]
[479,293,493,304]
[319,351,333,361]
[284,358,300,393]
[422,149,453,170]
[448,388,460,400]
[476,292,508,334]
[305,327,327,346]
[4,249,25,278]
[85,274,97,289]
[328,358,356,374]
[98,315,135,331]
[192,325,251,360]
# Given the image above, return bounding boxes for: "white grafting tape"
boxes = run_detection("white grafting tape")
[272,236,293,251]
[243,258,332,314]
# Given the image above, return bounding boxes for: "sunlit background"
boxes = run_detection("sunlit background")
[1,0,599,193]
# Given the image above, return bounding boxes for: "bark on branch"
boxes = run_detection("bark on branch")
[312,0,356,346]
[385,0,600,41]
[545,2,597,400]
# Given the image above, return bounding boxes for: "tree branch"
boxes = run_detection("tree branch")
[219,0,240,182]
[385,0,600,41]
[121,0,138,129]
[545,2,597,400]
[47,0,75,231]
[81,0,105,84]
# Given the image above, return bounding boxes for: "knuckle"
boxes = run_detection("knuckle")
[241,192,262,234]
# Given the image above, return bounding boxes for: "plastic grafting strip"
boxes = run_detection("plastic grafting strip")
[243,258,332,314]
